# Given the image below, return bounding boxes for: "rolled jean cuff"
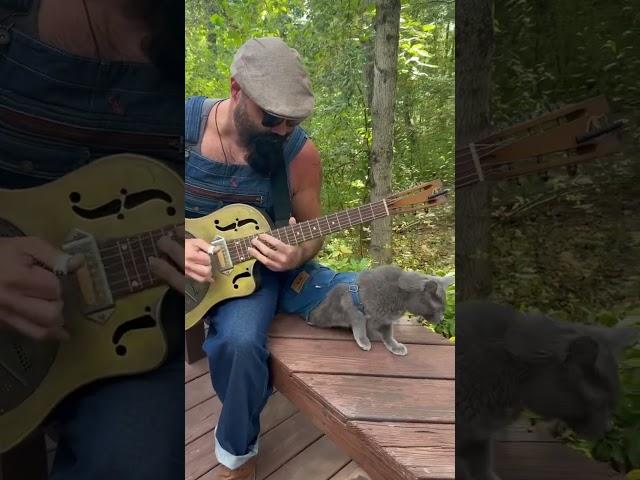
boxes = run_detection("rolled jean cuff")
[214,426,259,470]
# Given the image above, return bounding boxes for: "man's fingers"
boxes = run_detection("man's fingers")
[185,262,212,279]
[6,295,64,329]
[157,236,185,271]
[18,265,62,300]
[22,238,85,275]
[257,233,287,250]
[248,247,281,272]
[0,306,69,341]
[149,257,185,294]
[190,238,213,253]
[186,249,211,266]
[185,270,212,284]
[21,236,65,270]
[252,238,286,264]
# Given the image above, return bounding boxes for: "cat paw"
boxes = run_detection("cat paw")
[357,339,372,351]
[390,343,408,356]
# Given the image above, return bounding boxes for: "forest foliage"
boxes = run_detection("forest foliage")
[186,0,456,336]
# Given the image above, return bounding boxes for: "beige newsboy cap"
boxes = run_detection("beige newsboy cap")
[231,37,314,121]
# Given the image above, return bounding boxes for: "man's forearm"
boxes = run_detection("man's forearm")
[297,238,323,267]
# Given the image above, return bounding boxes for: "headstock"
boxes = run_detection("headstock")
[386,180,449,215]
[456,95,624,189]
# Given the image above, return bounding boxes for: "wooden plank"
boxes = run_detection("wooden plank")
[387,448,454,480]
[494,442,624,480]
[269,315,450,346]
[348,422,453,447]
[330,462,372,480]
[271,359,450,480]
[349,423,454,480]
[185,396,222,445]
[268,339,454,380]
[263,436,350,480]
[185,393,300,480]
[294,374,454,423]
[186,373,215,410]
[185,357,209,383]
[202,412,323,480]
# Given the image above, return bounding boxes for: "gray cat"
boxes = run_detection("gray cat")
[278,263,454,355]
[456,301,640,480]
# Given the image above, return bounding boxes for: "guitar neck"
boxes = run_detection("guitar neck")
[228,200,390,263]
[98,224,182,297]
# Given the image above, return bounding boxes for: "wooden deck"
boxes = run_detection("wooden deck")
[186,314,624,480]
[185,359,372,480]
[186,314,455,480]
[268,315,455,480]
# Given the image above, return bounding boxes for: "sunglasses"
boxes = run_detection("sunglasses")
[261,109,302,128]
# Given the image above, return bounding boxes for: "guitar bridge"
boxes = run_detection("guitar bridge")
[210,236,233,273]
[62,229,115,324]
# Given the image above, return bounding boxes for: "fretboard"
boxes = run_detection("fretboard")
[227,200,389,263]
[99,224,181,297]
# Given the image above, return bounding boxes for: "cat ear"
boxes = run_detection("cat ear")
[398,272,435,292]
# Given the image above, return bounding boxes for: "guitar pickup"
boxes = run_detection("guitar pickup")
[62,229,115,324]
[209,236,233,273]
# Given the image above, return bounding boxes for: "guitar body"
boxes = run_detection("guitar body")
[184,204,272,330]
[0,154,183,452]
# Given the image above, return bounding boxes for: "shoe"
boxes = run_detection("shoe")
[213,458,256,480]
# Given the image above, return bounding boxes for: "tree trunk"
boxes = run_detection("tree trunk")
[369,0,400,265]
[456,0,494,300]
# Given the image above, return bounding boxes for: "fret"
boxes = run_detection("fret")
[126,237,143,289]
[148,231,159,258]
[304,220,313,240]
[234,241,242,262]
[137,234,154,285]
[116,240,133,292]
[347,209,355,227]
[284,226,293,244]
[99,224,183,297]
[358,206,364,224]
[313,218,321,236]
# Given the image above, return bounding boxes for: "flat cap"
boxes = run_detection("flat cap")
[231,37,314,120]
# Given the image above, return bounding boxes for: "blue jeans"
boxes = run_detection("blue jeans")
[202,266,282,469]
[49,358,183,480]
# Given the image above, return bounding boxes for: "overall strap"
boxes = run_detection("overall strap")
[283,126,307,164]
[184,96,206,148]
[272,126,308,227]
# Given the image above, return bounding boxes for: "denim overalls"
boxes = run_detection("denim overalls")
[0,2,184,478]
[184,96,308,469]
[278,261,363,321]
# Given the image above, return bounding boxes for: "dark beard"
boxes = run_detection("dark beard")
[245,133,286,177]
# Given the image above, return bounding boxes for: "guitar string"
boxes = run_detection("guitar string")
[99,194,444,291]
[226,202,390,262]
